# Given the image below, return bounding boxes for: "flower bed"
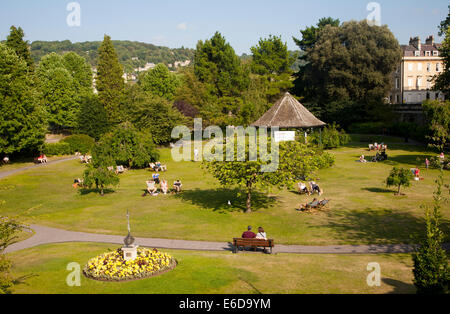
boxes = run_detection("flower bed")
[83,247,176,282]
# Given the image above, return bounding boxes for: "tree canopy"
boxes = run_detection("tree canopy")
[138,63,180,100]
[6,26,34,72]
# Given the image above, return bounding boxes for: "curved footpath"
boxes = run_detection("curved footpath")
[0,156,79,180]
[6,225,449,254]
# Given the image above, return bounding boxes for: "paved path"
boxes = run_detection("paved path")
[0,156,79,180]
[6,225,449,255]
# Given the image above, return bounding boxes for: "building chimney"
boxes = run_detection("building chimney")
[409,36,421,50]
[425,35,434,46]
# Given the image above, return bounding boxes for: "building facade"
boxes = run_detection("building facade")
[390,36,445,123]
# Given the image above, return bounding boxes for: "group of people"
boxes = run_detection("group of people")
[369,143,388,151]
[359,151,388,163]
[79,154,92,164]
[144,178,183,196]
[241,226,267,240]
[297,198,330,212]
[36,154,48,163]
[150,162,167,172]
[298,181,323,196]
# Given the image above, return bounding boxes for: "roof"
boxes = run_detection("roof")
[251,92,326,128]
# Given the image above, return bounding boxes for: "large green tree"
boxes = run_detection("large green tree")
[138,63,180,100]
[0,43,45,156]
[96,35,125,125]
[422,100,450,151]
[250,35,294,102]
[5,26,34,72]
[293,17,340,52]
[434,17,450,97]
[194,32,249,98]
[204,140,334,213]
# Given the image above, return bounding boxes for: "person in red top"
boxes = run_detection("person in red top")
[242,226,256,239]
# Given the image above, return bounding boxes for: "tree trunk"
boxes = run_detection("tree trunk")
[101,184,104,196]
[397,185,401,195]
[245,181,252,213]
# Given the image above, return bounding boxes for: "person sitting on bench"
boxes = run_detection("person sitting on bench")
[242,226,256,239]
[298,182,310,195]
[255,227,267,240]
[173,180,182,193]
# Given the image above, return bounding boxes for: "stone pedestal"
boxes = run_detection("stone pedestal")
[121,245,139,261]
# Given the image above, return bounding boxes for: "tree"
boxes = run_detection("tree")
[5,26,34,72]
[292,17,340,52]
[0,43,45,156]
[412,169,449,294]
[438,5,450,37]
[130,95,185,145]
[62,52,93,95]
[138,63,180,100]
[386,167,413,195]
[97,35,125,125]
[76,94,109,140]
[422,100,450,151]
[250,35,294,102]
[434,20,450,97]
[292,20,401,124]
[83,164,120,196]
[204,140,334,213]
[1,217,30,294]
[93,122,159,169]
[194,32,249,98]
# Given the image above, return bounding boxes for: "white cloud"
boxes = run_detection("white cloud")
[177,22,187,31]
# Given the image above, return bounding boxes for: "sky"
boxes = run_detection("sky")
[0,0,448,55]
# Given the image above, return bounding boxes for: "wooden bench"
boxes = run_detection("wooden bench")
[233,238,274,254]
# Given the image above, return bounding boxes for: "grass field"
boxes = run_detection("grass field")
[9,242,417,294]
[0,136,448,245]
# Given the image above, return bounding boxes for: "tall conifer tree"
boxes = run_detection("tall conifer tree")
[6,26,34,72]
[96,35,125,125]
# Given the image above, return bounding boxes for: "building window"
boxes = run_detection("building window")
[408,63,413,71]
[395,78,399,89]
[426,51,431,56]
[415,51,421,57]
[396,94,400,103]
[427,63,431,72]
[418,63,422,71]
[417,77,422,88]
[436,63,441,72]
[433,51,439,56]
[408,78,413,88]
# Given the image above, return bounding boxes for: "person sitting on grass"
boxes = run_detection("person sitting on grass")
[155,161,162,171]
[72,178,83,189]
[242,226,256,239]
[359,155,367,163]
[2,156,9,164]
[149,162,156,171]
[298,182,310,195]
[160,180,169,195]
[309,181,323,196]
[173,180,183,193]
[152,172,160,184]
[145,180,157,196]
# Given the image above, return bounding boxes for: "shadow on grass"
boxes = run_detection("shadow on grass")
[78,188,116,196]
[382,278,416,294]
[175,188,277,213]
[321,208,450,244]
[362,187,394,194]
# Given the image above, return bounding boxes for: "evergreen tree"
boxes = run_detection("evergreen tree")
[96,35,125,125]
[0,43,45,156]
[412,170,449,294]
[62,52,93,95]
[76,94,109,140]
[5,26,34,72]
[434,23,450,97]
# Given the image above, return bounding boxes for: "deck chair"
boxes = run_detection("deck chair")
[318,199,330,209]
[146,181,157,195]
[116,166,125,174]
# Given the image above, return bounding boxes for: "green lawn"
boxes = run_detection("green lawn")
[0,137,448,245]
[9,243,417,294]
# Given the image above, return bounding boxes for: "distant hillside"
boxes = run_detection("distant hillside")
[30,40,195,72]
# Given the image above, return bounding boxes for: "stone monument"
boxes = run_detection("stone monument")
[121,210,138,261]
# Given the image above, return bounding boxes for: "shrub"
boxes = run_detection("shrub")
[62,134,95,155]
[309,124,350,149]
[43,142,71,156]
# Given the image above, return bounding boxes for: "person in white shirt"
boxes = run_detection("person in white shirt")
[2,156,9,164]
[255,227,267,240]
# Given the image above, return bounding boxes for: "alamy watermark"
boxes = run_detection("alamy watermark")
[66,262,81,287]
[66,2,81,27]
[366,2,381,26]
[366,262,381,287]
